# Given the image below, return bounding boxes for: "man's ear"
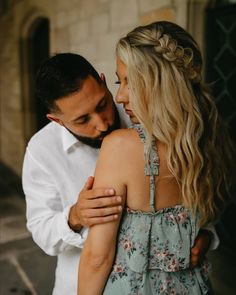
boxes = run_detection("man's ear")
[100,73,107,87]
[47,114,64,126]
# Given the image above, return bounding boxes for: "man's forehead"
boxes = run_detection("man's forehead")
[56,76,106,109]
[79,75,105,98]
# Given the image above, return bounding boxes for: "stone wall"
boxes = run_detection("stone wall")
[0,0,205,175]
[0,0,51,175]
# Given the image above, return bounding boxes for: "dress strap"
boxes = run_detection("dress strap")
[131,124,159,212]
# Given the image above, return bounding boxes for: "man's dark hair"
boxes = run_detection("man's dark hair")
[35,53,101,111]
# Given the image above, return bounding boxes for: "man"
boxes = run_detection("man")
[22,53,217,295]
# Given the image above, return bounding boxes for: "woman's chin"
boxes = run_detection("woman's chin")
[130,116,139,124]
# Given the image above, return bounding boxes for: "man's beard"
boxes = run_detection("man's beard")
[68,104,120,149]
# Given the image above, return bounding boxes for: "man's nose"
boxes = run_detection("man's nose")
[94,114,108,132]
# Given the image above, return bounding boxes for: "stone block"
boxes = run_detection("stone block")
[73,0,100,18]
[55,10,69,29]
[138,0,171,14]
[95,60,117,96]
[53,28,71,52]
[0,216,29,244]
[139,7,176,25]
[54,0,72,11]
[91,12,109,36]
[69,20,90,43]
[97,31,120,60]
[72,41,98,62]
[111,0,138,30]
[0,237,36,256]
[67,9,83,25]
[19,248,57,295]
[0,260,30,295]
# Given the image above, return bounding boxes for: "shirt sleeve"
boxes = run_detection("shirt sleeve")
[22,148,87,256]
[202,223,219,250]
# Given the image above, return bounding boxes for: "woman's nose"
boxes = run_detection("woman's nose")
[115,86,128,104]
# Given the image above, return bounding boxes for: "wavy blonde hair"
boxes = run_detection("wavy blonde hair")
[116,21,235,226]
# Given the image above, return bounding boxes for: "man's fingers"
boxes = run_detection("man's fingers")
[190,253,199,267]
[82,187,116,200]
[90,195,122,208]
[190,230,211,267]
[83,176,95,190]
[77,185,123,228]
[85,195,122,209]
[83,206,122,218]
[86,215,120,227]
[191,247,200,256]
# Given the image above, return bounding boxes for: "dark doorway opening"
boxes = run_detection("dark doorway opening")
[29,18,50,131]
[205,3,236,244]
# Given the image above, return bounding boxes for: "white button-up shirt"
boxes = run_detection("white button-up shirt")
[22,106,130,295]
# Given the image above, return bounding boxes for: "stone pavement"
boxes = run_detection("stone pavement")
[0,163,235,295]
[0,164,56,295]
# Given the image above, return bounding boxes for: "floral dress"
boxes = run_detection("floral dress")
[103,124,211,295]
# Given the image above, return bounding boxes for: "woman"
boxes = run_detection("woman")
[78,21,234,294]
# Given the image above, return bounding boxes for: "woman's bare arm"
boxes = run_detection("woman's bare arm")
[78,131,127,295]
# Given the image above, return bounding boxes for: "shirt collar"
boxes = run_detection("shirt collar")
[61,126,80,152]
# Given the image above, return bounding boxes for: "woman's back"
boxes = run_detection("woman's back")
[113,127,181,212]
[103,125,210,295]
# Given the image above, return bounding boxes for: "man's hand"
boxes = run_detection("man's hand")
[68,176,122,232]
[190,230,212,267]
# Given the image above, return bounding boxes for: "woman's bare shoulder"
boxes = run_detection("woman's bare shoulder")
[102,128,139,147]
[98,128,141,164]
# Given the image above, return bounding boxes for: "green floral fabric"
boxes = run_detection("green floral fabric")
[103,124,210,295]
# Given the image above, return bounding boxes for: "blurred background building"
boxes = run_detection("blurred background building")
[0,0,235,294]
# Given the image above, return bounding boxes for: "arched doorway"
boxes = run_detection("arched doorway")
[21,15,50,143]
[30,18,50,131]
[205,1,236,141]
[205,0,236,243]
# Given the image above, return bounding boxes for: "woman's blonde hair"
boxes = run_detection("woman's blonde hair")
[116,21,235,226]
